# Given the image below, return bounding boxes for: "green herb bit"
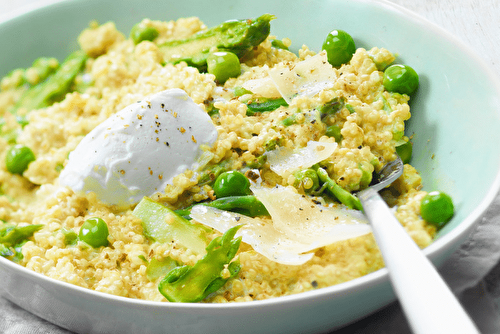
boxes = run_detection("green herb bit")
[271,39,289,50]
[325,124,342,142]
[233,86,253,97]
[207,195,269,217]
[318,97,345,119]
[281,113,297,126]
[158,225,242,303]
[61,227,78,246]
[55,163,64,172]
[264,137,285,151]
[173,208,192,220]
[378,93,392,114]
[345,103,356,114]
[246,97,288,115]
[245,154,267,169]
[314,166,362,210]
[206,103,220,118]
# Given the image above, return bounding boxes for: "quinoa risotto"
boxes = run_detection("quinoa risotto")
[0,15,449,303]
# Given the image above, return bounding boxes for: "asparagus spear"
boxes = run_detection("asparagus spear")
[158,225,242,303]
[14,50,87,112]
[314,166,363,210]
[175,195,270,219]
[133,197,210,256]
[159,14,275,70]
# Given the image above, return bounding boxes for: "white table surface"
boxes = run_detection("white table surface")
[0,0,499,333]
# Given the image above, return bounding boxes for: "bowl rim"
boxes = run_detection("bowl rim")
[1,0,500,311]
[0,0,70,23]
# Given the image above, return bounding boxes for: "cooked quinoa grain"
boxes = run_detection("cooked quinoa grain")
[0,16,440,303]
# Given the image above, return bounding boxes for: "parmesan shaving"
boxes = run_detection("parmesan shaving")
[190,206,315,265]
[268,51,338,104]
[190,185,371,265]
[241,77,281,98]
[266,141,337,177]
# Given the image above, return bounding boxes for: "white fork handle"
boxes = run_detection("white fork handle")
[358,188,480,334]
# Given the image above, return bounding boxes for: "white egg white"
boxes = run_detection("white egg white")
[60,88,218,207]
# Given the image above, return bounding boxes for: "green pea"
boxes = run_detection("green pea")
[293,169,319,193]
[78,217,109,248]
[322,29,356,67]
[396,140,412,164]
[213,171,251,198]
[420,191,454,228]
[130,23,159,44]
[5,145,35,175]
[207,51,241,84]
[325,124,342,142]
[383,64,419,95]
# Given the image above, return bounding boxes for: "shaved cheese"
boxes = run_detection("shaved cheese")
[190,206,315,265]
[266,141,337,177]
[268,51,338,104]
[190,185,371,265]
[251,185,370,245]
[241,77,282,98]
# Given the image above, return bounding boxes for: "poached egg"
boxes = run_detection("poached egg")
[60,88,218,207]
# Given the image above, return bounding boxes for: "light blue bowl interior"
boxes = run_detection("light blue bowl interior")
[1,0,500,242]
